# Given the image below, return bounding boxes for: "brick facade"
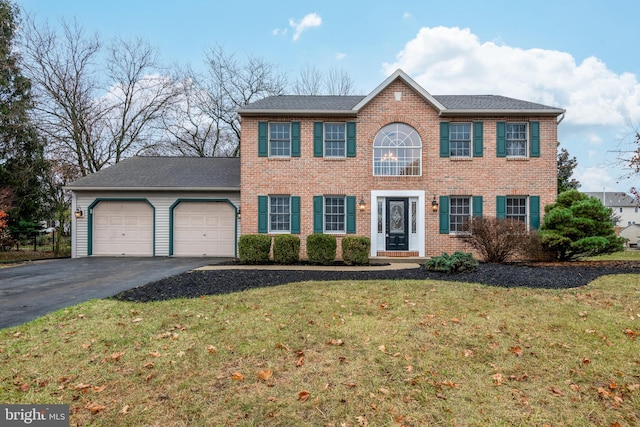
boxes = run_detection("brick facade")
[239,71,561,259]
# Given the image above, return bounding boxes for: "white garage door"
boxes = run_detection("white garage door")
[93,201,153,256]
[173,202,235,257]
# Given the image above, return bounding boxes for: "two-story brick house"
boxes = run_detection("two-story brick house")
[238,69,565,259]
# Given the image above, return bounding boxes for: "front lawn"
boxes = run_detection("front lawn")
[1,273,639,426]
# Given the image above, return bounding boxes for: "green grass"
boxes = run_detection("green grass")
[587,249,640,261]
[1,272,639,426]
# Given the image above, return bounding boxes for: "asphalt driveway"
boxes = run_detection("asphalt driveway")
[0,257,222,329]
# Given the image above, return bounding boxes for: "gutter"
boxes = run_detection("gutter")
[64,186,240,192]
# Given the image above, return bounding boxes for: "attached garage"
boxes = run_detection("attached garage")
[67,157,240,258]
[91,200,154,256]
[172,201,236,257]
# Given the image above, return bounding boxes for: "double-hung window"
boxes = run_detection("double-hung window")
[450,123,471,157]
[324,123,346,157]
[324,196,345,233]
[506,197,527,224]
[506,123,527,157]
[269,195,290,232]
[269,123,291,157]
[450,196,471,233]
[373,123,422,176]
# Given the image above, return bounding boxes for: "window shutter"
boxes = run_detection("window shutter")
[472,196,483,217]
[496,196,506,219]
[291,122,301,157]
[291,196,300,234]
[496,122,506,157]
[313,122,323,157]
[346,122,357,157]
[529,196,540,229]
[258,196,268,233]
[439,196,450,234]
[258,122,268,157]
[529,121,540,157]
[346,196,356,234]
[313,196,323,233]
[440,122,450,157]
[473,122,483,157]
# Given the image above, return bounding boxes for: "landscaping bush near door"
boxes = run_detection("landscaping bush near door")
[306,234,336,265]
[342,236,370,265]
[238,234,272,264]
[425,251,479,273]
[273,234,300,264]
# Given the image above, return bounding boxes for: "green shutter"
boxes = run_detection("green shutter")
[439,196,450,234]
[313,122,323,157]
[496,196,506,219]
[258,122,268,157]
[473,122,483,157]
[472,196,483,217]
[346,122,356,157]
[291,196,300,234]
[440,122,450,157]
[496,122,506,157]
[313,196,323,233]
[291,122,301,157]
[529,121,540,157]
[530,196,540,229]
[258,196,268,233]
[346,196,356,234]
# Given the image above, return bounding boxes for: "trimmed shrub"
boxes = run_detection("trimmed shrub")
[342,236,370,265]
[462,217,528,263]
[238,234,271,264]
[425,251,478,273]
[306,234,336,265]
[273,234,300,264]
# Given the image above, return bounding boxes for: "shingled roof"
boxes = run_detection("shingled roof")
[238,69,565,117]
[66,156,240,191]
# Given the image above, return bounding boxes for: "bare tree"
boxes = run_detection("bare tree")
[325,67,355,96]
[195,45,287,156]
[293,63,323,95]
[20,18,180,176]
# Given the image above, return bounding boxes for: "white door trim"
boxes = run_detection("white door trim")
[369,190,425,257]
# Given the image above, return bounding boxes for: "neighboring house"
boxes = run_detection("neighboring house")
[583,192,640,227]
[67,157,240,257]
[237,69,565,259]
[619,224,640,247]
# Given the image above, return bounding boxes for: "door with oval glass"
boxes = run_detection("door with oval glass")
[386,198,408,251]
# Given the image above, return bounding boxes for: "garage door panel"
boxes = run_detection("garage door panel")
[93,201,153,256]
[173,202,235,257]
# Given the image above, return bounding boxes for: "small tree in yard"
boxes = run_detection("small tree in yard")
[462,217,528,263]
[539,190,625,261]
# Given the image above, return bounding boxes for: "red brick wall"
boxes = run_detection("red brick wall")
[240,79,558,259]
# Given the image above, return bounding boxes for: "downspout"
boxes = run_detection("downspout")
[557,112,565,125]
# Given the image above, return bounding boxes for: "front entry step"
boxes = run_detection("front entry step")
[376,251,419,257]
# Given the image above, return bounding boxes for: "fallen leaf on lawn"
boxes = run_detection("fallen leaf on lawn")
[109,351,125,361]
[378,344,386,352]
[491,373,504,386]
[298,390,310,402]
[550,386,563,396]
[74,383,92,392]
[510,346,523,357]
[119,405,129,414]
[93,385,106,393]
[436,393,447,400]
[343,382,357,388]
[463,349,474,357]
[627,383,640,392]
[18,383,29,392]
[258,370,273,381]
[582,357,591,364]
[148,352,161,358]
[441,380,460,389]
[206,345,217,354]
[327,339,344,346]
[131,318,143,323]
[296,356,304,367]
[231,371,244,381]
[623,329,638,340]
[85,402,106,414]
[570,383,581,392]
[378,387,389,395]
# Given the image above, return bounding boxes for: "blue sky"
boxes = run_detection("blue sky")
[19,0,640,192]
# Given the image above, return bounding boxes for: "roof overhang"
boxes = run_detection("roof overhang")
[238,109,358,117]
[440,108,566,117]
[65,186,240,192]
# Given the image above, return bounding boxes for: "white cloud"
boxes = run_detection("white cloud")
[574,166,620,192]
[382,26,640,128]
[289,13,322,42]
[336,52,346,60]
[272,28,288,36]
[403,12,412,19]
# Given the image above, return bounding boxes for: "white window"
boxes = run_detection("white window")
[506,123,527,157]
[506,197,527,224]
[373,123,422,176]
[269,196,290,232]
[450,197,470,233]
[324,123,346,157]
[450,123,471,157]
[269,123,291,157]
[324,196,346,233]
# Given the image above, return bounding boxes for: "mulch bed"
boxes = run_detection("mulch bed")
[111,260,640,303]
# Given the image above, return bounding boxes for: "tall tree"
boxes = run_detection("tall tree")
[20,18,180,176]
[293,64,356,96]
[557,142,580,193]
[0,0,50,235]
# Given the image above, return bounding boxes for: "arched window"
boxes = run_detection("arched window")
[373,123,422,176]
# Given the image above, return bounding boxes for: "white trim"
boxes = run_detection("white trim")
[370,190,425,257]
